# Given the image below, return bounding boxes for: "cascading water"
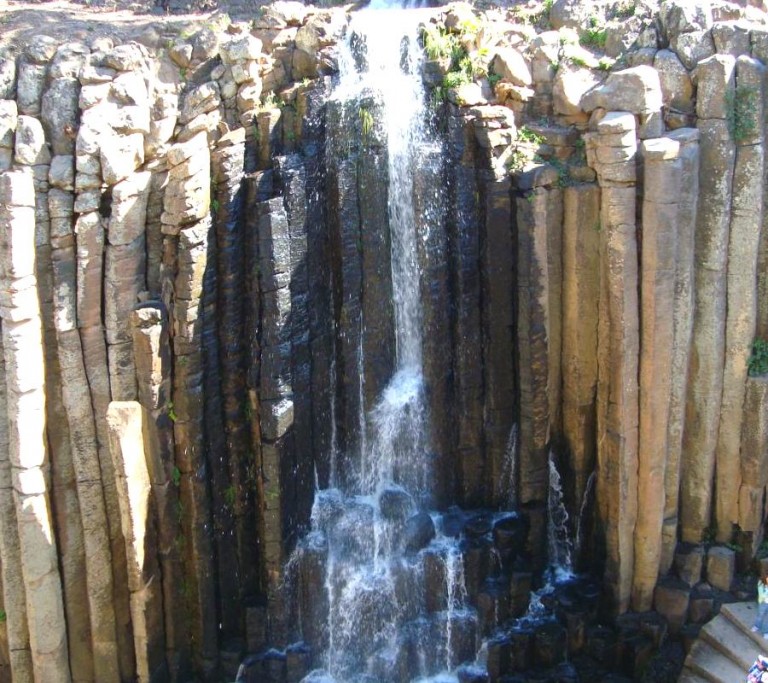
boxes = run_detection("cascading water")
[297,6,474,682]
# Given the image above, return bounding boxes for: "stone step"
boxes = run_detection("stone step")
[700,613,762,670]
[720,600,768,651]
[678,668,711,683]
[684,638,749,683]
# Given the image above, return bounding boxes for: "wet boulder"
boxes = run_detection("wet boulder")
[403,511,436,553]
[378,486,414,525]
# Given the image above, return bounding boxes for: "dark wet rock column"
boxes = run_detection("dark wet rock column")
[446,106,484,507]
[479,172,515,508]
[163,131,219,677]
[257,196,295,646]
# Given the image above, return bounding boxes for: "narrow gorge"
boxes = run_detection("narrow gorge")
[0,0,766,680]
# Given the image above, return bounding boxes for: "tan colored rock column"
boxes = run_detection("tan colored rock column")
[49,188,120,681]
[106,402,167,683]
[633,138,681,611]
[715,56,765,542]
[0,169,70,681]
[738,377,768,554]
[660,128,700,574]
[587,112,639,613]
[561,183,600,519]
[0,326,33,681]
[105,172,150,401]
[131,305,188,676]
[681,54,736,543]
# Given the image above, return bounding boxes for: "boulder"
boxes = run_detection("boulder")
[403,511,435,553]
[492,47,532,87]
[706,546,735,592]
[654,49,694,112]
[581,65,662,114]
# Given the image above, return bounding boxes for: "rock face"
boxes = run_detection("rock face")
[1,0,768,679]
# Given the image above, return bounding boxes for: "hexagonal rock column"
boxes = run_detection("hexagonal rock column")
[514,167,561,509]
[163,132,218,677]
[0,169,70,681]
[714,56,765,543]
[106,402,167,683]
[0,329,33,682]
[561,183,600,531]
[586,112,639,614]
[681,54,736,544]
[660,128,700,574]
[49,187,121,681]
[738,376,768,554]
[632,137,682,612]
[131,305,188,676]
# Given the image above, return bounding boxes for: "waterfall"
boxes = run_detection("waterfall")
[298,6,472,681]
[547,452,574,580]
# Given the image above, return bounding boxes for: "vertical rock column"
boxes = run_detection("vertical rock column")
[660,128,700,573]
[49,187,121,680]
[131,305,188,677]
[209,130,248,641]
[514,167,560,508]
[681,55,736,543]
[415,146,452,505]
[632,138,681,611]
[587,112,639,613]
[276,154,316,536]
[0,168,70,680]
[0,328,33,682]
[479,173,515,508]
[162,132,218,676]
[106,402,167,683]
[561,183,600,529]
[738,376,768,553]
[257,197,294,646]
[446,108,483,507]
[715,56,765,542]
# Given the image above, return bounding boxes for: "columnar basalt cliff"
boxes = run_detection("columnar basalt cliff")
[0,0,767,680]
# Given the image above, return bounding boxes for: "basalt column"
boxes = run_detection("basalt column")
[257,197,295,646]
[415,144,452,505]
[738,377,768,554]
[681,55,736,543]
[327,101,364,488]
[660,128,700,573]
[0,328,33,682]
[479,171,515,509]
[587,112,639,613]
[209,130,250,641]
[276,153,320,532]
[0,168,70,681]
[162,131,218,676]
[131,305,189,678]
[515,165,563,510]
[633,137,681,612]
[561,183,600,540]
[50,185,121,680]
[105,402,167,683]
[446,106,483,507]
[714,55,765,542]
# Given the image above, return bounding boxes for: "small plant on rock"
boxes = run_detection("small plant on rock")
[748,338,768,377]
[580,16,608,49]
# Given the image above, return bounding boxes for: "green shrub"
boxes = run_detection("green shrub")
[748,338,768,377]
